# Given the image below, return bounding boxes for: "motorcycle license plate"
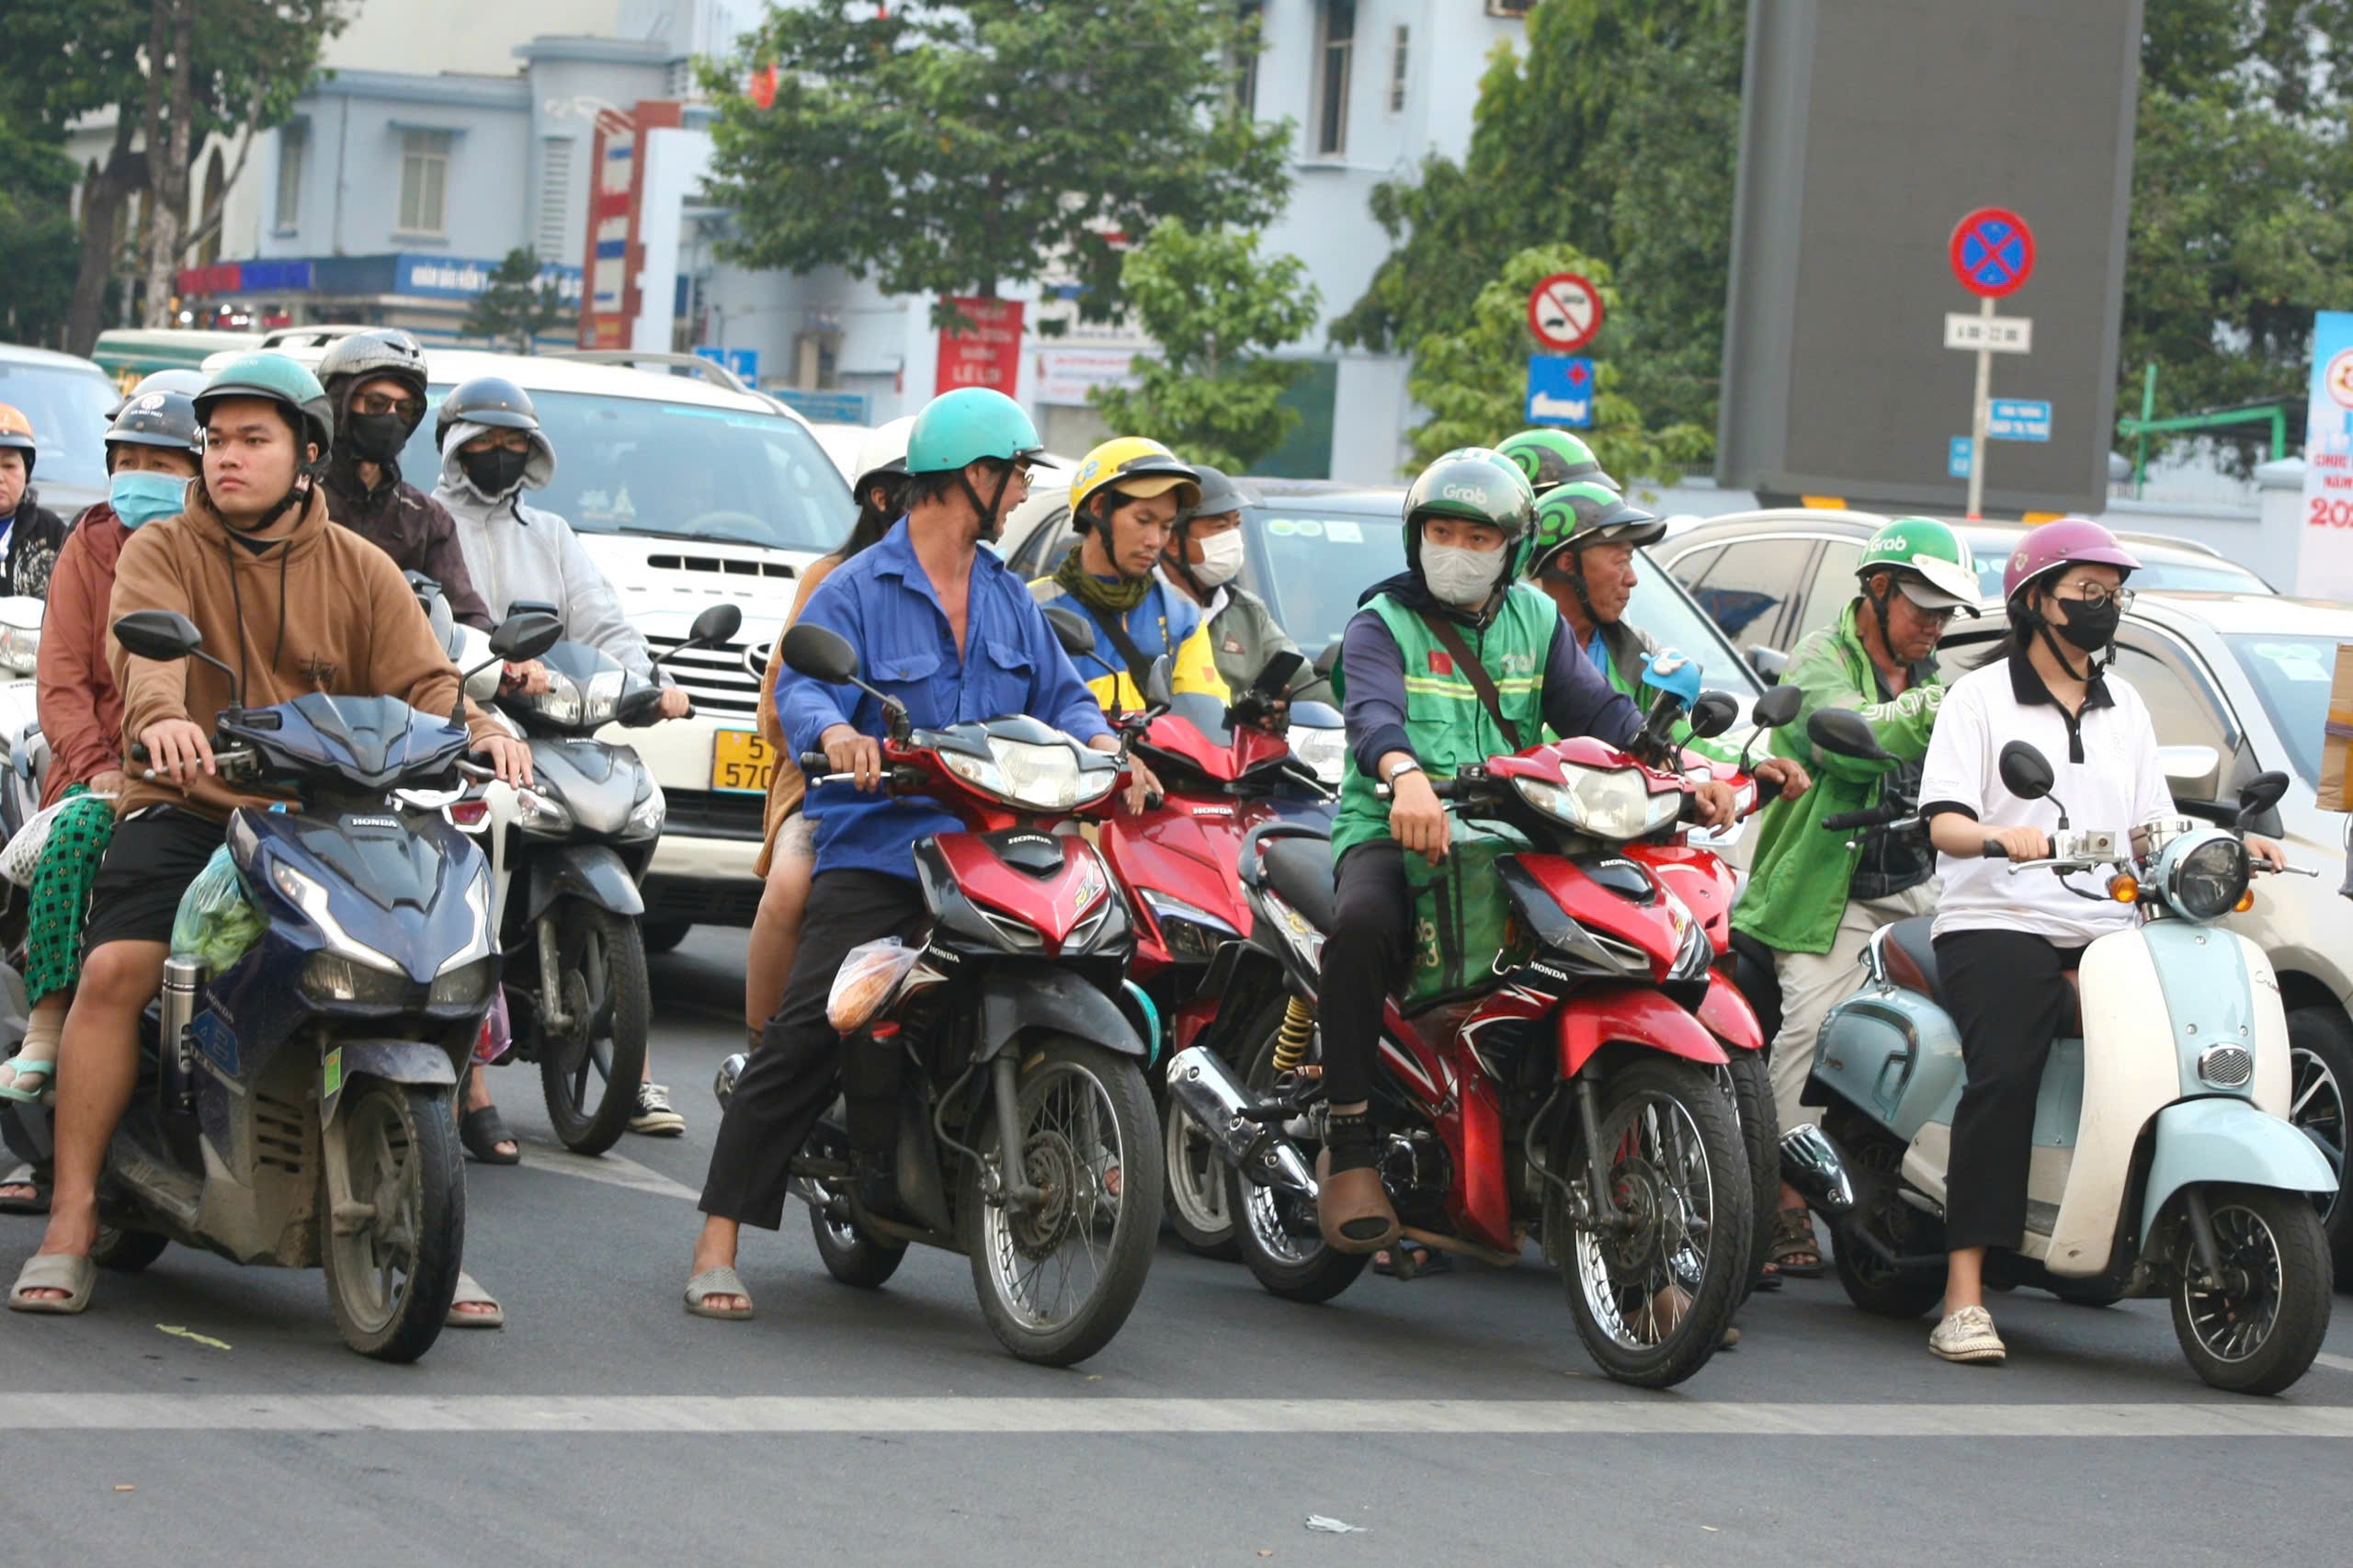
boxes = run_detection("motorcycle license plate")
[711,730,775,794]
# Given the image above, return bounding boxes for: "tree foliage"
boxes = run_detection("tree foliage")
[699,0,1291,326]
[0,112,81,346]
[461,249,571,354]
[1084,221,1322,473]
[1404,245,1711,483]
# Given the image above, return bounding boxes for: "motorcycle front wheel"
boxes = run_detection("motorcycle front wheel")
[1162,1091,1238,1260]
[1721,1051,1779,1299]
[1560,1057,1752,1389]
[958,1034,1160,1367]
[2170,1183,2332,1396]
[537,900,651,1155]
[321,1079,464,1363]
[1226,995,1369,1304]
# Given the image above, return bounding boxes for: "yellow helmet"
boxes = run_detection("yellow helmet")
[1069,437,1201,533]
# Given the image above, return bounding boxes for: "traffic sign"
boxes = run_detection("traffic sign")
[1526,356,1595,427]
[1988,398,2052,442]
[694,345,761,385]
[1528,273,1603,352]
[1948,437,1973,478]
[1944,312,2033,354]
[1949,207,2036,298]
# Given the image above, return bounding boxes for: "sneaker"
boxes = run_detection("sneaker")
[1928,1304,2006,1364]
[630,1082,686,1136]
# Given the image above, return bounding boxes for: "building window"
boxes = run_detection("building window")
[536,136,574,261]
[397,129,454,236]
[1485,0,1534,16]
[1233,2,1264,119]
[273,120,307,233]
[1314,0,1356,157]
[1388,23,1409,113]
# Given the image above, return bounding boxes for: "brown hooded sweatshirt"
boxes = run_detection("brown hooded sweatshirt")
[108,483,506,821]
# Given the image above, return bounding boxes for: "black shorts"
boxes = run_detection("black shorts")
[81,807,228,955]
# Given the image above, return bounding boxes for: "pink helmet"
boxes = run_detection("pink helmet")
[2000,517,2141,604]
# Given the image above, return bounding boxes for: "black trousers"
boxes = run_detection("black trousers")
[699,869,928,1230]
[1320,841,1412,1107]
[1935,928,2086,1252]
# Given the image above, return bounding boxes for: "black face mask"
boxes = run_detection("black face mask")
[460,446,529,497]
[2052,597,2120,653]
[340,411,410,466]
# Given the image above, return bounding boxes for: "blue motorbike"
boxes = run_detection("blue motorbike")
[0,607,561,1360]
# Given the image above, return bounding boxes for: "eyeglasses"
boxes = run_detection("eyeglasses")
[2054,583,2134,611]
[352,392,425,421]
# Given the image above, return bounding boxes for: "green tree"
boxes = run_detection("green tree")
[1404,245,1711,484]
[699,0,1291,327]
[461,249,571,354]
[0,111,82,346]
[1084,220,1321,473]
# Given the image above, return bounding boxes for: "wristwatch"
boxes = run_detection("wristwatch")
[1382,756,1424,786]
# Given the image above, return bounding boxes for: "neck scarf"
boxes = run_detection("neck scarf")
[1053,545,1154,614]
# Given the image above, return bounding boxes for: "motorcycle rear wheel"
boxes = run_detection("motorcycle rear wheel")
[1560,1058,1751,1389]
[1162,1090,1238,1260]
[1829,1127,1948,1321]
[321,1080,464,1363]
[1721,1051,1779,1299]
[537,901,651,1155]
[1226,997,1370,1304]
[2171,1183,2332,1396]
[959,1034,1160,1366]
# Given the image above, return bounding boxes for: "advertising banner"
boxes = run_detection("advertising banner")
[2296,309,2353,601]
[937,298,1025,398]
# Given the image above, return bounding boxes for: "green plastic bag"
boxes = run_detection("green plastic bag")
[1401,819,1529,1012]
[169,843,267,972]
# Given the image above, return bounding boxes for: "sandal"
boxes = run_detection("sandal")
[460,1106,521,1165]
[0,1055,55,1105]
[445,1271,505,1329]
[684,1265,753,1320]
[0,1164,44,1216]
[1373,1238,1453,1278]
[8,1252,95,1314]
[1770,1206,1824,1278]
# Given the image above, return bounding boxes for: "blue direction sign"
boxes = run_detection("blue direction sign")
[1988,398,2052,442]
[1948,436,1973,478]
[771,389,871,425]
[694,346,761,385]
[1526,356,1595,428]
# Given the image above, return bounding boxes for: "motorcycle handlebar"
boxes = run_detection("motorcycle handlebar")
[1821,802,1909,832]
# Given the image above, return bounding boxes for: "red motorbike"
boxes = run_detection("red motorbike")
[1092,649,1343,1257]
[1166,672,1801,1386]
[713,621,1163,1367]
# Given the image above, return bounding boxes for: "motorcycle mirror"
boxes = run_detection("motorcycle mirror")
[1142,653,1176,716]
[1251,648,1307,700]
[683,602,743,650]
[488,610,564,664]
[1997,740,2056,801]
[1041,605,1097,660]
[1805,708,1890,762]
[112,608,205,664]
[1688,690,1740,740]
[1751,684,1802,731]
[404,569,442,603]
[2235,769,2290,827]
[781,623,859,684]
[1745,643,1789,685]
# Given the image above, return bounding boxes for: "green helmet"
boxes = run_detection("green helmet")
[1403,448,1535,571]
[1856,516,1981,615]
[904,387,1042,475]
[1521,481,1666,580]
[1498,428,1618,495]
[194,352,334,458]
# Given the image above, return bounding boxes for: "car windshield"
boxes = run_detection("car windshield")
[0,359,119,494]
[403,387,852,552]
[1242,505,1756,694]
[1971,551,2268,598]
[2222,633,2342,788]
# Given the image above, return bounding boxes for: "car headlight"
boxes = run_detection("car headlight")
[0,621,38,677]
[428,955,498,1007]
[271,859,401,973]
[1512,764,1682,841]
[1289,723,1346,786]
[940,736,1120,811]
[2165,833,2250,922]
[301,950,412,1006]
[623,778,666,839]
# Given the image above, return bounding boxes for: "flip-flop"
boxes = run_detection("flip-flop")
[445,1271,505,1329]
[0,1165,44,1216]
[8,1252,94,1314]
[684,1265,753,1320]
[0,1056,55,1105]
[1769,1206,1825,1278]
[460,1106,521,1165]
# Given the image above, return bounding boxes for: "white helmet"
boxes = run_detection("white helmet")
[852,415,916,497]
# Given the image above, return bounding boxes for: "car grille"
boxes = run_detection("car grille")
[660,788,767,841]
[645,635,767,718]
[641,875,764,926]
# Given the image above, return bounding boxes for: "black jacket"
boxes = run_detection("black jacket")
[5,491,70,599]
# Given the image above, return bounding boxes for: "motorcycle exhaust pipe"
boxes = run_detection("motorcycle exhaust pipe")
[714,1051,747,1112]
[1165,1045,1316,1197]
[1779,1121,1856,1216]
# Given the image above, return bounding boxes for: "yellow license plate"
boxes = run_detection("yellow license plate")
[711,730,775,794]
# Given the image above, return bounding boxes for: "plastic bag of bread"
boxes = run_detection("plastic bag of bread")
[827,937,922,1032]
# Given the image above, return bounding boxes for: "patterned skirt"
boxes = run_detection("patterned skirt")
[24,786,116,1006]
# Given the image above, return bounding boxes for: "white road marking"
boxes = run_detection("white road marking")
[514,1141,700,1204]
[2313,1352,2353,1377]
[4,1396,2350,1437]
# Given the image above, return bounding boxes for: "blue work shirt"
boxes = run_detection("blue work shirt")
[1581,625,1613,687]
[779,518,1113,881]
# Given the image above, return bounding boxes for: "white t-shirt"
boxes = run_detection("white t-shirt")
[1917,652,2174,944]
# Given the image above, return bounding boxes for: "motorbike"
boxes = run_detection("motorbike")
[711,620,1165,1367]
[1781,711,2336,1394]
[0,596,48,874]
[0,606,562,1360]
[1167,653,1783,1387]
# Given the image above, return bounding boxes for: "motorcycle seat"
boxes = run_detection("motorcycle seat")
[1880,917,1942,1004]
[1262,837,1337,934]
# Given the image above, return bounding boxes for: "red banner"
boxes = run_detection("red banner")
[935,297,1024,398]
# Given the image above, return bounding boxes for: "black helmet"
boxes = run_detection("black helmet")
[435,377,540,451]
[1401,447,1535,571]
[107,368,209,424]
[105,391,202,458]
[318,328,428,416]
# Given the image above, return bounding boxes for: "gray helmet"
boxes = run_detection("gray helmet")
[108,368,210,423]
[318,328,429,417]
[105,392,202,458]
[1180,464,1255,524]
[435,376,539,451]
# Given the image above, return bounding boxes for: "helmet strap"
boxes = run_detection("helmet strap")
[1161,517,1210,601]
[957,461,1015,544]
[2023,596,2103,684]
[1865,580,1898,666]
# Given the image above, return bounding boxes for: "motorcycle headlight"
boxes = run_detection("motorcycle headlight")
[2164,833,2250,922]
[428,955,498,1007]
[623,778,666,839]
[515,785,574,836]
[1512,764,1682,841]
[0,622,39,677]
[272,860,401,973]
[521,668,624,728]
[301,950,412,1006]
[1288,723,1346,786]
[940,736,1120,811]
[1141,890,1239,963]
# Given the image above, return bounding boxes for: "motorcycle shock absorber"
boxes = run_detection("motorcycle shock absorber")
[1271,996,1316,1074]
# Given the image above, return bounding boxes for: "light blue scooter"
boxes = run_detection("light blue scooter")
[1781,718,2335,1394]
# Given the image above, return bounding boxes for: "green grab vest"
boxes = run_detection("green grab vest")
[1330,583,1556,862]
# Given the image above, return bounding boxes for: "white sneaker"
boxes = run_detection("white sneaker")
[1928,1304,2006,1364]
[630,1082,686,1136]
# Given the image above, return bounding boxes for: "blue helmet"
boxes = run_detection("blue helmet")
[904,388,1042,475]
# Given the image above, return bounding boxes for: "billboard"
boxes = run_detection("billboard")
[1717,0,2144,517]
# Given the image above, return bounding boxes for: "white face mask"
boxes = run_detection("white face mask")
[1420,540,1506,608]
[1188,528,1245,588]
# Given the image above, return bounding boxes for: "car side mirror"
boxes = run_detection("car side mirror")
[2235,769,2290,830]
[112,609,204,663]
[1745,644,1789,685]
[1688,690,1740,740]
[781,622,859,685]
[1042,605,1097,660]
[2158,744,2222,803]
[684,603,743,650]
[1997,740,2056,801]
[489,611,564,664]
[1750,684,1802,731]
[1805,708,1890,762]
